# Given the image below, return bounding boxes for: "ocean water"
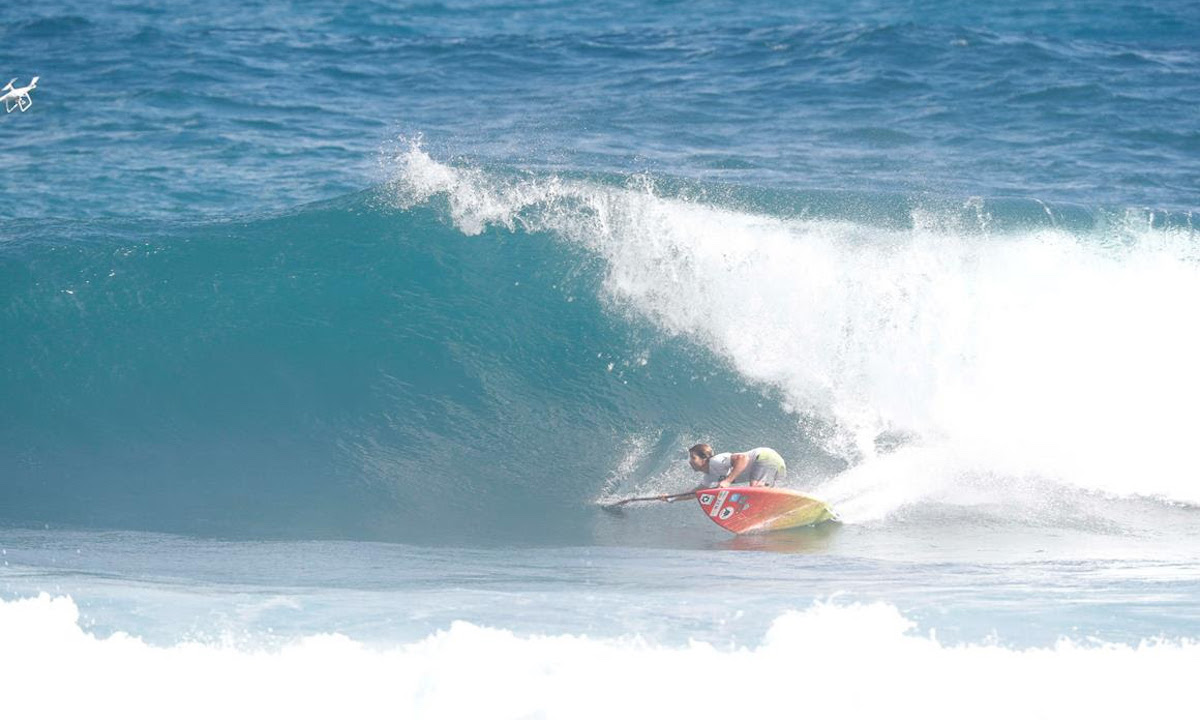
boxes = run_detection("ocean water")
[2,1,1199,717]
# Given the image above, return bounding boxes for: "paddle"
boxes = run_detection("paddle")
[599,491,695,511]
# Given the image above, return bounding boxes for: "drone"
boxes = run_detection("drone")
[1,77,39,113]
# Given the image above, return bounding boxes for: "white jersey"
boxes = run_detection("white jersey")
[704,452,736,486]
[704,448,786,487]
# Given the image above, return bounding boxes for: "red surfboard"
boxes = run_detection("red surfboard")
[695,486,838,534]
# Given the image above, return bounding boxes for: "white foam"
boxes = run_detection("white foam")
[3,593,1195,719]
[388,143,1200,511]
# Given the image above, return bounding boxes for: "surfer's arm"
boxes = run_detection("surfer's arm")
[717,453,750,487]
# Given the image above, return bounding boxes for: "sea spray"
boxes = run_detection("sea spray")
[2,593,1195,719]
[390,144,1200,514]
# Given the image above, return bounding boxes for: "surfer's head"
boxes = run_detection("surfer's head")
[688,443,714,472]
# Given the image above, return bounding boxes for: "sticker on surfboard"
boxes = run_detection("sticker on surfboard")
[695,486,838,534]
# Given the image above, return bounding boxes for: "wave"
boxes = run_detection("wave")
[2,593,1194,719]
[2,145,1198,542]
[389,143,1200,511]
[1,188,828,542]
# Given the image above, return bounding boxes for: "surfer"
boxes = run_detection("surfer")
[614,443,793,508]
[687,443,787,488]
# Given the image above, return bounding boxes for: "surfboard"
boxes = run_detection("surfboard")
[695,486,838,534]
